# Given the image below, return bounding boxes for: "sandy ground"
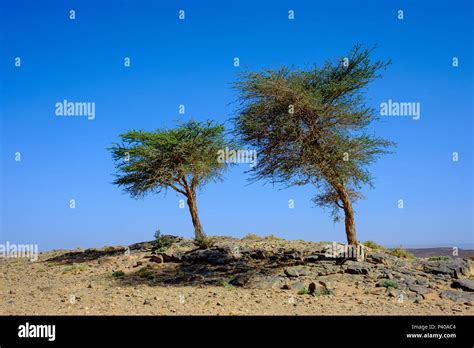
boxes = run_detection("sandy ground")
[1,249,472,316]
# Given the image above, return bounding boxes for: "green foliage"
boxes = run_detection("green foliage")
[153,230,174,253]
[297,288,311,295]
[217,279,235,290]
[243,233,260,240]
[110,120,233,198]
[381,279,398,289]
[264,234,283,240]
[363,240,386,250]
[233,44,394,224]
[63,264,86,274]
[112,270,125,278]
[110,120,236,242]
[389,247,414,259]
[137,266,155,280]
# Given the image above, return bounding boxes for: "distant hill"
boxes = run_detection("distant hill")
[406,248,473,259]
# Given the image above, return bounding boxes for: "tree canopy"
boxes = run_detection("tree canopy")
[233,45,395,244]
[110,120,233,243]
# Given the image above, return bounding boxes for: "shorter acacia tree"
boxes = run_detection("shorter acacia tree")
[110,120,233,244]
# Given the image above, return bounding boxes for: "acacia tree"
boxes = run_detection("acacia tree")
[110,120,232,244]
[234,45,394,244]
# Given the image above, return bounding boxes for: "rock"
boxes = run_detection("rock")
[229,274,251,287]
[345,263,372,275]
[245,275,285,289]
[422,258,471,279]
[181,248,234,265]
[281,280,306,291]
[284,266,312,277]
[143,299,151,305]
[246,249,271,260]
[366,252,395,265]
[149,255,163,263]
[451,279,474,292]
[440,290,474,303]
[318,279,336,291]
[408,284,432,296]
[132,261,143,268]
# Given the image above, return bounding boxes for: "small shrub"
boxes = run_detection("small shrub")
[381,279,399,289]
[63,264,86,274]
[362,240,386,250]
[389,247,414,259]
[154,230,175,253]
[137,266,155,280]
[297,288,311,295]
[196,236,215,249]
[112,270,125,278]
[264,234,283,241]
[217,279,235,290]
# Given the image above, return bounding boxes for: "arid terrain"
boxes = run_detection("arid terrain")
[1,236,473,315]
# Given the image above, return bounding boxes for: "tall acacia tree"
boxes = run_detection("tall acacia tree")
[234,45,394,244]
[110,120,233,244]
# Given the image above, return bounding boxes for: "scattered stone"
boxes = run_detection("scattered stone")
[132,261,143,268]
[407,284,432,296]
[181,248,234,265]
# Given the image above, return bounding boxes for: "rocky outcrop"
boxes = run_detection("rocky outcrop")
[134,237,473,304]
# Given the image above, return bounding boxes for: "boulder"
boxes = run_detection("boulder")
[451,279,474,292]
[422,258,471,279]
[284,266,312,277]
[440,290,474,303]
[181,248,234,265]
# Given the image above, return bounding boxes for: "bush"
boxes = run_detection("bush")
[381,279,398,289]
[137,266,155,280]
[389,247,414,259]
[297,288,311,295]
[362,240,386,250]
[243,233,260,240]
[112,270,125,278]
[154,230,174,253]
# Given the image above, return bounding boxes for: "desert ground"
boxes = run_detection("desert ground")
[1,236,473,315]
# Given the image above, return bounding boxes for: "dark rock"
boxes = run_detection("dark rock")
[284,266,312,277]
[181,248,234,265]
[345,263,372,275]
[451,279,474,292]
[149,255,163,263]
[408,284,432,296]
[245,275,285,289]
[440,290,474,303]
[422,258,471,279]
[366,252,395,265]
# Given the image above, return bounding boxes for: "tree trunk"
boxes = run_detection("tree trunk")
[336,185,357,245]
[186,192,206,242]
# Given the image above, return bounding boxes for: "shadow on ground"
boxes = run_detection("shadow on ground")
[45,247,127,264]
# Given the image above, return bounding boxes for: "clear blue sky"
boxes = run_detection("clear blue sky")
[1,0,472,250]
